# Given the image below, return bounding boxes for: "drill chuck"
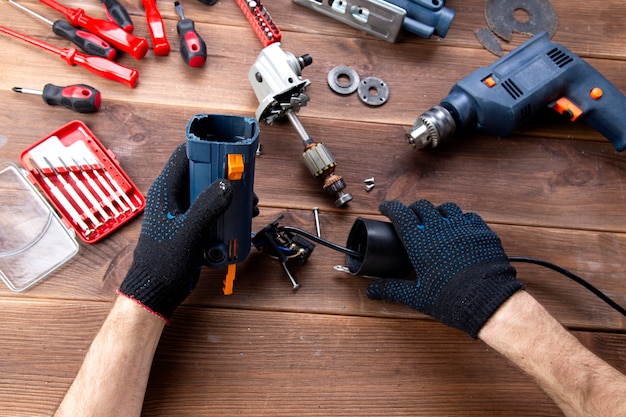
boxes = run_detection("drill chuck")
[406,105,456,149]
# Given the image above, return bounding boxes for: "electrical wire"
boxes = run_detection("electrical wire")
[278,226,363,259]
[261,225,625,317]
[509,256,626,317]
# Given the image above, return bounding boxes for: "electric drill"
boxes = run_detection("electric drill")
[406,32,626,152]
[186,114,259,295]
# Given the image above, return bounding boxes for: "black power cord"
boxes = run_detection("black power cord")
[271,225,626,317]
[508,256,626,317]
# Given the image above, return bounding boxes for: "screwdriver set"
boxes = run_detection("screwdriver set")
[18,120,145,243]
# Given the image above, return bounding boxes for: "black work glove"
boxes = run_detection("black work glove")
[366,200,524,338]
[118,144,233,322]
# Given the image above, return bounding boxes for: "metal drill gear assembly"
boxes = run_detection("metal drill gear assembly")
[248,43,352,207]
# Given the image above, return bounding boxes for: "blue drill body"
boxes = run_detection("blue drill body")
[407,32,626,151]
[186,114,259,269]
[386,0,455,38]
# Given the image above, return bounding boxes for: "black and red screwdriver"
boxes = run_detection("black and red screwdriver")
[13,84,101,113]
[101,0,134,33]
[7,0,116,60]
[38,0,149,60]
[174,1,206,67]
[142,0,170,56]
[0,25,139,88]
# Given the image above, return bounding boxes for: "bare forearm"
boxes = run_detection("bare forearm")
[479,290,626,417]
[54,296,165,417]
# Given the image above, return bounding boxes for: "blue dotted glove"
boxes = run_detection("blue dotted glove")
[119,144,233,322]
[366,200,524,338]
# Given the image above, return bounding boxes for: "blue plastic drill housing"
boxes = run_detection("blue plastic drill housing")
[186,114,259,271]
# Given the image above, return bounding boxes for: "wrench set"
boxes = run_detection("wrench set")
[19,120,144,243]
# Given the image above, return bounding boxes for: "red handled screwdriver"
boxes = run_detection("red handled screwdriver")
[0,25,139,88]
[38,0,149,60]
[101,0,134,33]
[7,0,116,60]
[141,0,170,56]
[13,84,101,113]
[174,1,206,67]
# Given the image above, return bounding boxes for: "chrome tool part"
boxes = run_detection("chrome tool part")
[58,156,111,221]
[293,0,405,43]
[43,157,103,228]
[312,206,321,238]
[249,43,352,206]
[71,157,122,218]
[248,43,312,124]
[327,65,360,95]
[29,158,92,235]
[358,76,389,106]
[405,105,456,149]
[84,158,130,212]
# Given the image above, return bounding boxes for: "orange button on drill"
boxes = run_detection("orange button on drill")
[482,76,497,88]
[227,154,244,180]
[552,97,583,121]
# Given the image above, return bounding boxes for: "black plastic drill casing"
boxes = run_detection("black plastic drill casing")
[441,32,626,151]
[186,114,259,268]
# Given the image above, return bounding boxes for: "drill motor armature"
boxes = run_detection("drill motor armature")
[407,32,626,151]
[249,43,352,207]
[186,114,259,294]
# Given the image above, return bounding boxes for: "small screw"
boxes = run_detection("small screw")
[364,177,375,184]
[365,184,375,192]
[313,207,321,237]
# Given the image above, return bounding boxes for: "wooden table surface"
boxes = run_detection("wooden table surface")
[1,0,625,415]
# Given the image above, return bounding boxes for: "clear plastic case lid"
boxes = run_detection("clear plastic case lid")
[0,162,79,292]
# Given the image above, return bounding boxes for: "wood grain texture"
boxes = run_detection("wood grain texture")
[0,299,624,417]
[0,0,625,415]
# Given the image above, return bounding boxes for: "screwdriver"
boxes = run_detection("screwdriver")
[7,0,116,60]
[38,0,149,60]
[12,84,101,113]
[141,0,170,56]
[29,157,93,236]
[174,1,206,67]
[0,25,139,88]
[101,0,134,33]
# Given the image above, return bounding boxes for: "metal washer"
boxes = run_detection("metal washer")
[327,66,360,95]
[358,76,389,106]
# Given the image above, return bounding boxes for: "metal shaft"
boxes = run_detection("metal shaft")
[99,162,137,211]
[29,158,92,235]
[84,157,129,212]
[72,157,121,217]
[58,156,111,221]
[7,0,54,25]
[43,157,103,227]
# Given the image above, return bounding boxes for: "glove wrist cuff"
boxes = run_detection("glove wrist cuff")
[118,264,178,321]
[434,260,524,339]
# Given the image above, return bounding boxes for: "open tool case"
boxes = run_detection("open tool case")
[0,120,144,292]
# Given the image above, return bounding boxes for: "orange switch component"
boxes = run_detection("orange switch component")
[590,87,604,100]
[223,263,236,295]
[552,97,583,121]
[227,154,245,180]
[482,76,496,88]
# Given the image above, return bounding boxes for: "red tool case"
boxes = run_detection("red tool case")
[0,120,144,291]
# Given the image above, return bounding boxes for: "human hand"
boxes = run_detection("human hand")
[118,144,233,322]
[366,199,524,338]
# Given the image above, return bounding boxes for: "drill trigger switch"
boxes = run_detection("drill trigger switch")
[482,75,497,88]
[226,154,245,180]
[551,97,583,121]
